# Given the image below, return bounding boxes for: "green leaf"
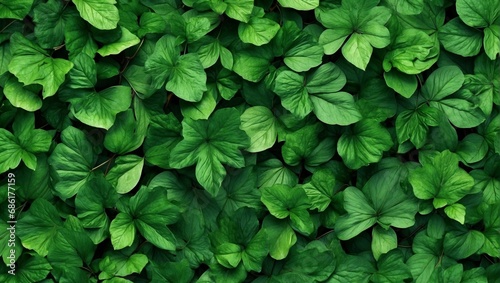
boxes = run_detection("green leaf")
[212,0,254,23]
[0,112,52,173]
[189,36,221,68]
[279,241,335,281]
[17,199,63,257]
[238,16,280,46]
[257,159,299,188]
[261,185,313,235]
[151,259,194,283]
[0,0,34,20]
[456,133,488,164]
[470,156,500,205]
[407,253,439,283]
[218,167,262,214]
[341,33,373,71]
[65,86,132,130]
[106,155,144,194]
[408,150,474,208]
[109,213,136,250]
[47,216,96,272]
[421,66,464,101]
[444,203,466,224]
[262,216,297,260]
[64,16,98,59]
[145,35,207,102]
[371,250,412,283]
[99,253,148,279]
[104,109,147,155]
[444,229,485,259]
[384,70,417,98]
[281,124,321,166]
[273,70,312,119]
[173,209,213,267]
[283,31,323,73]
[3,75,42,112]
[8,32,73,98]
[336,169,418,240]
[75,176,119,230]
[396,105,440,149]
[328,255,374,283]
[180,90,217,120]
[430,98,485,128]
[215,243,242,268]
[456,0,497,28]
[170,108,250,196]
[232,45,273,82]
[481,204,500,257]
[310,92,362,126]
[438,18,483,57]
[33,0,66,48]
[337,119,393,169]
[335,187,377,240]
[274,63,360,125]
[144,113,183,169]
[68,53,97,89]
[383,29,438,74]
[0,254,51,283]
[484,25,500,60]
[97,27,140,56]
[48,126,97,199]
[72,0,120,30]
[130,186,179,250]
[277,0,319,10]
[240,106,278,153]
[372,226,397,260]
[385,0,424,15]
[302,169,336,212]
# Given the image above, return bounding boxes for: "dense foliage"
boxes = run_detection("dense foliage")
[0,0,500,282]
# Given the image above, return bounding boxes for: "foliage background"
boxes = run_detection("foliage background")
[0,0,500,282]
